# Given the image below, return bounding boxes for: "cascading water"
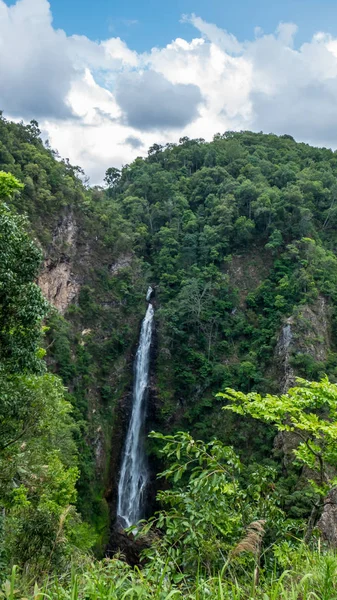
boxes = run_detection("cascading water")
[146,286,153,302]
[117,288,154,528]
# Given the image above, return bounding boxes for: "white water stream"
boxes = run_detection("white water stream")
[117,289,154,527]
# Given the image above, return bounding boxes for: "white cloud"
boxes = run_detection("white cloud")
[181,13,242,54]
[2,0,337,183]
[0,0,74,118]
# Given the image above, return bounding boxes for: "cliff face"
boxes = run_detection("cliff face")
[274,295,331,462]
[33,206,337,550]
[34,209,147,548]
[36,221,337,546]
[227,247,273,308]
[275,295,331,392]
[5,119,337,549]
[38,214,80,314]
[273,297,337,545]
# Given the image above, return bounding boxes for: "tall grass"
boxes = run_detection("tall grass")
[2,547,337,600]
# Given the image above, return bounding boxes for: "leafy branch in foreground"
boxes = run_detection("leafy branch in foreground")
[140,431,288,577]
[219,377,337,540]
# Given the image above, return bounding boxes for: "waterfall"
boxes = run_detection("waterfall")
[117,288,154,528]
[146,286,153,302]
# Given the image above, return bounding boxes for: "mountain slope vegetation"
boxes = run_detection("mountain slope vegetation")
[2,114,337,596]
[108,132,337,447]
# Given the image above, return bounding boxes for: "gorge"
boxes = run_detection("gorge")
[2,116,337,593]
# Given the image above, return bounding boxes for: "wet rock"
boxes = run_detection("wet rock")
[106,528,153,566]
[275,295,331,393]
[275,320,296,393]
[274,296,331,463]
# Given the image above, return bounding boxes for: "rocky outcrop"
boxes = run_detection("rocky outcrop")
[109,253,133,275]
[275,295,330,392]
[274,296,337,544]
[38,260,80,314]
[317,488,337,547]
[106,529,152,566]
[275,322,296,393]
[38,213,80,314]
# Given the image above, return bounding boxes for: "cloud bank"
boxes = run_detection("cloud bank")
[2,0,337,182]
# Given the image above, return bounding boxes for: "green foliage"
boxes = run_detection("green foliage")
[5,119,337,589]
[0,171,23,198]
[141,431,289,578]
[221,378,337,494]
[220,378,337,541]
[95,131,337,453]
[0,202,47,373]
[0,114,148,534]
[0,115,89,244]
[104,167,121,189]
[0,175,89,579]
[5,547,337,600]
[5,119,337,483]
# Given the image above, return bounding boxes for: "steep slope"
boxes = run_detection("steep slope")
[2,117,337,540]
[0,114,148,547]
[108,134,337,453]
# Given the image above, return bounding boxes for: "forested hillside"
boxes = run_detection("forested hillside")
[3,114,337,597]
[0,113,148,542]
[108,132,337,448]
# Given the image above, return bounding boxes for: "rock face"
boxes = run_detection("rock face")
[38,213,80,314]
[227,247,272,308]
[274,296,337,545]
[38,260,80,314]
[110,254,133,275]
[317,488,337,547]
[275,322,295,393]
[275,295,330,392]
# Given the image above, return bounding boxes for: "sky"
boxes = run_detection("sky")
[2,0,337,183]
[31,0,337,52]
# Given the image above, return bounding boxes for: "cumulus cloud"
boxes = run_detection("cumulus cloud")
[0,0,74,118]
[0,0,138,119]
[115,70,203,130]
[181,13,242,53]
[252,82,337,144]
[243,25,337,143]
[3,0,337,182]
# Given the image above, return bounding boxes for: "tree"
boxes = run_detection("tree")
[219,378,337,540]
[0,170,23,198]
[0,195,48,373]
[148,143,163,157]
[1,374,81,575]
[142,431,283,576]
[104,167,121,188]
[0,172,87,576]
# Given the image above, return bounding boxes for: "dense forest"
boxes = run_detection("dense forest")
[2,112,337,597]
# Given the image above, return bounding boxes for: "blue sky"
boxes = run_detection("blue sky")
[5,0,337,50]
[37,0,337,50]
